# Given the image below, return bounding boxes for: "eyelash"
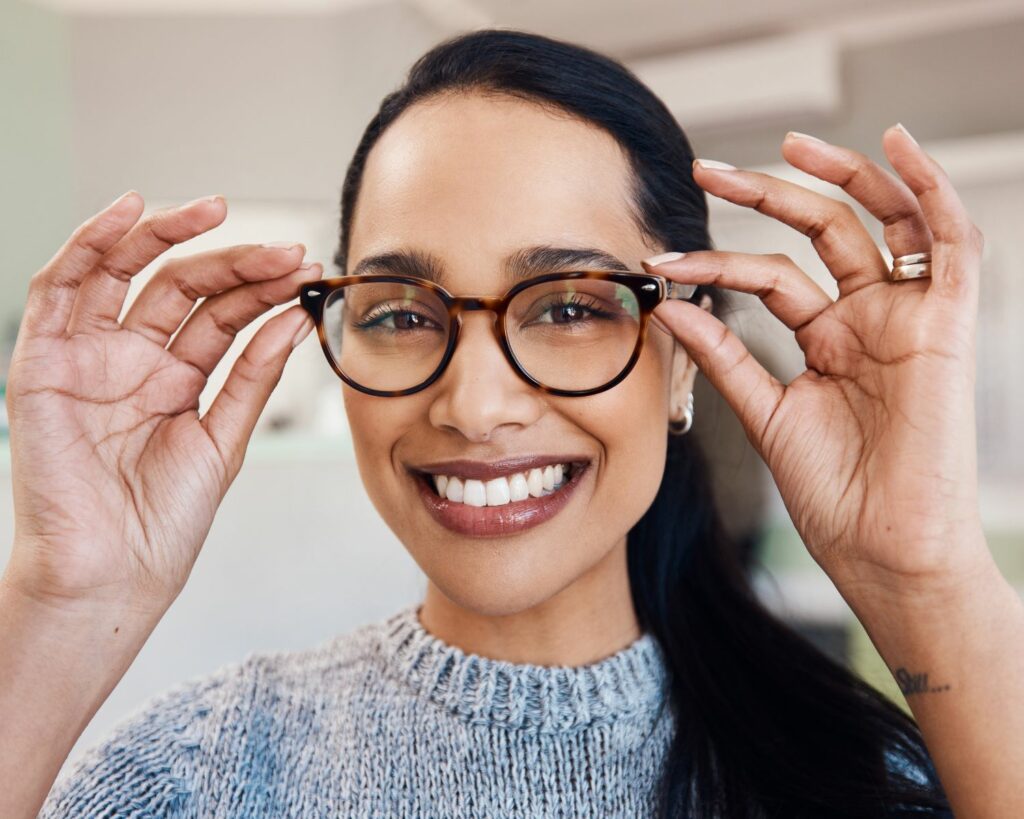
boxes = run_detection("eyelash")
[354,304,443,332]
[352,293,614,332]
[532,293,614,324]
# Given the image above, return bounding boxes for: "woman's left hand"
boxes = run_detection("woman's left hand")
[643,124,990,597]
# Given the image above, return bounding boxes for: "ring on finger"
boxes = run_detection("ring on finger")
[890,251,932,281]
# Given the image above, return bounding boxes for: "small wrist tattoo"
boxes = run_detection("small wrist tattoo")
[893,667,952,696]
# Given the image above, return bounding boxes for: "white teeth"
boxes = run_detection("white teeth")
[430,463,580,506]
[445,476,464,502]
[527,468,544,497]
[509,472,530,502]
[463,479,487,507]
[485,477,511,506]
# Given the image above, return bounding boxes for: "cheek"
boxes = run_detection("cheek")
[566,344,672,515]
[342,388,420,517]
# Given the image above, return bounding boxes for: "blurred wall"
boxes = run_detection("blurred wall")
[0,0,73,334]
[66,8,439,210]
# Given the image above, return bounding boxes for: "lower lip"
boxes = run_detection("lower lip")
[412,464,590,537]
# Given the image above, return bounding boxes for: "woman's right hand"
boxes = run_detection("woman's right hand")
[3,191,321,615]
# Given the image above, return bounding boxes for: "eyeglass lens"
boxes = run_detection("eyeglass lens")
[321,277,643,392]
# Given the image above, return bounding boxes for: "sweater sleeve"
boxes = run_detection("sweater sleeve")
[37,671,231,819]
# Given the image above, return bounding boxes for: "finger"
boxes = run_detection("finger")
[201,305,315,478]
[22,191,145,338]
[168,262,323,377]
[781,131,934,262]
[121,242,308,347]
[642,250,833,333]
[653,297,785,447]
[881,123,984,299]
[65,195,227,335]
[691,159,889,297]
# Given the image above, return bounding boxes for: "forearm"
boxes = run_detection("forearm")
[838,540,1024,819]
[0,571,164,819]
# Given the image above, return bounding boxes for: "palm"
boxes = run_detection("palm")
[760,282,975,577]
[11,327,223,604]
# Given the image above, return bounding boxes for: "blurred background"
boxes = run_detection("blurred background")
[2,0,1023,777]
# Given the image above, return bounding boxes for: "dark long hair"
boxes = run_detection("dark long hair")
[334,27,951,819]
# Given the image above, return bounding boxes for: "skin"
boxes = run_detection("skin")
[0,87,1019,817]
[342,91,706,665]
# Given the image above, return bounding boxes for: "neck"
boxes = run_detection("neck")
[419,534,641,667]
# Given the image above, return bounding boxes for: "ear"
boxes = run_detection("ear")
[668,293,713,423]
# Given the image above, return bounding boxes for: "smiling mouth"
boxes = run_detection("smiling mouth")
[413,461,586,506]
[410,459,592,537]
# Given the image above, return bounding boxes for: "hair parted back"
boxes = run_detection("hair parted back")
[335,27,951,818]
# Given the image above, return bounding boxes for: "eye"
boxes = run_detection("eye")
[532,295,615,325]
[354,305,444,332]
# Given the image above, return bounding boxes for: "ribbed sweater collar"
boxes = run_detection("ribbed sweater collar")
[381,603,670,733]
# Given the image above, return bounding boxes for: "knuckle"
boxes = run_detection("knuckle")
[843,152,871,180]
[232,348,263,384]
[94,256,134,283]
[69,224,102,255]
[27,269,47,291]
[166,263,204,302]
[30,264,71,295]
[766,252,794,267]
[139,208,180,247]
[833,199,858,221]
[207,306,241,339]
[709,320,733,357]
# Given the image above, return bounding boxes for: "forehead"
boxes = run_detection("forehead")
[346,91,650,286]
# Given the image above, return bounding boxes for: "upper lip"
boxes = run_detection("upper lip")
[409,455,592,481]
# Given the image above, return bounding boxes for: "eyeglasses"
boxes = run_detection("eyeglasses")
[299,270,697,397]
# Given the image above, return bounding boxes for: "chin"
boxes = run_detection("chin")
[408,526,596,618]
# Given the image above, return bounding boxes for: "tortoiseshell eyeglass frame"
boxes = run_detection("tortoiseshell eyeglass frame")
[299,270,698,398]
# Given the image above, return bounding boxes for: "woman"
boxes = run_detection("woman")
[2,28,1019,818]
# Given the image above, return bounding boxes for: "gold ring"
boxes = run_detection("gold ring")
[891,251,932,281]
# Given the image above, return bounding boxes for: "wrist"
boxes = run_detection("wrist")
[833,549,1019,647]
[824,524,997,609]
[0,568,167,658]
[2,543,175,625]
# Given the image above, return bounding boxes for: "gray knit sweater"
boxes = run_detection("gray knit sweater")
[39,602,676,817]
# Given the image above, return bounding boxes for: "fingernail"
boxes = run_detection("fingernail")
[894,122,918,146]
[262,241,302,251]
[693,158,737,172]
[108,189,138,206]
[291,316,315,349]
[107,190,141,213]
[297,261,320,271]
[643,251,686,267]
[180,194,224,209]
[786,131,825,144]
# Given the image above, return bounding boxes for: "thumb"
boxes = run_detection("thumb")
[201,305,314,477]
[653,298,784,447]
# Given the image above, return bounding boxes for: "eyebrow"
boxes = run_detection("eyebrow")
[348,245,633,284]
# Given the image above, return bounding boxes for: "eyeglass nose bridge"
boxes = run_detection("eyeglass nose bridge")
[446,294,511,338]
[439,294,548,391]
[449,295,506,312]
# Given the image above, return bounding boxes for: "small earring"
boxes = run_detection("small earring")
[668,391,694,435]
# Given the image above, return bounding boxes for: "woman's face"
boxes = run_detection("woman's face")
[343,90,701,617]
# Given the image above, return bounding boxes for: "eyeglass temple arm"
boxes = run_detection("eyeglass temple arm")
[665,279,698,300]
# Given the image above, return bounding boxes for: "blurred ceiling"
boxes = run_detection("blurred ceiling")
[22,0,1024,203]
[30,0,1024,57]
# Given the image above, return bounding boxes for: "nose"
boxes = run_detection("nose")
[427,311,544,442]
